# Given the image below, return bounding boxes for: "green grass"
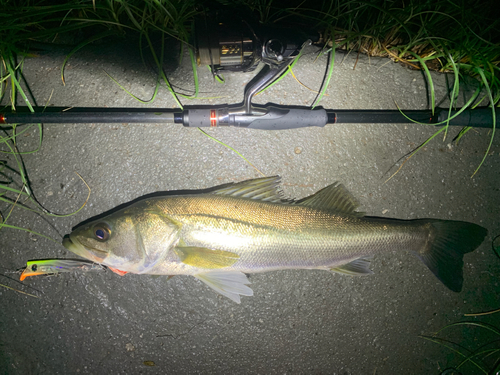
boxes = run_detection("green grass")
[267,0,499,175]
[2,0,499,122]
[421,320,500,374]
[1,0,499,239]
[0,0,193,239]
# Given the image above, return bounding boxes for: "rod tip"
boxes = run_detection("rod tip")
[0,114,5,124]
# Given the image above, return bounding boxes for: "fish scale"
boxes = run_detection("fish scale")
[63,176,487,303]
[164,199,419,271]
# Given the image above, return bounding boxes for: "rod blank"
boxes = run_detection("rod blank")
[0,106,497,129]
[331,108,497,128]
[0,107,176,124]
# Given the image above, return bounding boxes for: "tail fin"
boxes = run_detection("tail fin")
[414,220,487,292]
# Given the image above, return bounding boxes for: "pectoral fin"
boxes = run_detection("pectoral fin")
[194,271,253,304]
[330,257,373,276]
[173,246,240,269]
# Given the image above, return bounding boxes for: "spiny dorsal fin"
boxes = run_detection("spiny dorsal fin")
[295,182,364,216]
[212,176,284,203]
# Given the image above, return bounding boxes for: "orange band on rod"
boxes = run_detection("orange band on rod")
[210,110,217,127]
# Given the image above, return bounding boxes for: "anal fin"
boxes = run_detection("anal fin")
[331,257,373,276]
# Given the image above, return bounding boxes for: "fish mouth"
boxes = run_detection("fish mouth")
[62,235,107,263]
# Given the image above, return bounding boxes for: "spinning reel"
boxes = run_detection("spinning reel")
[0,12,496,129]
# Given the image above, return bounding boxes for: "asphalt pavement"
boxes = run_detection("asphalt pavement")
[1,40,499,374]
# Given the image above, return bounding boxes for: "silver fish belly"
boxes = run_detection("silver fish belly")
[63,177,487,303]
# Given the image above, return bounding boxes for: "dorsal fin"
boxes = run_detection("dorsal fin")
[212,176,284,203]
[295,182,364,216]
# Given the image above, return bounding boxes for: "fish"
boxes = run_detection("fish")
[62,176,487,303]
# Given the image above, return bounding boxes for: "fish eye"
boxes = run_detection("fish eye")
[93,223,111,241]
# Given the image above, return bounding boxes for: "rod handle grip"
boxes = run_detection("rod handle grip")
[183,107,328,129]
[247,108,328,130]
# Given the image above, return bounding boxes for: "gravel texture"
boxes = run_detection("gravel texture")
[1,41,499,374]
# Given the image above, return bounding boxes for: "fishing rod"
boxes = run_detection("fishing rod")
[1,12,497,130]
[1,105,496,129]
